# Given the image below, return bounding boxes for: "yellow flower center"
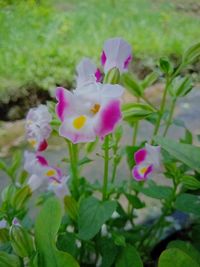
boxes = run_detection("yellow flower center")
[140,167,148,174]
[90,103,100,114]
[73,115,87,129]
[46,169,56,177]
[28,139,37,147]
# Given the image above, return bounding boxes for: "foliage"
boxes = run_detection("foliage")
[0,39,200,267]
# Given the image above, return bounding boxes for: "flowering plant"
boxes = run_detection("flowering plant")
[0,38,200,267]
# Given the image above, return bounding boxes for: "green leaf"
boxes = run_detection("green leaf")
[121,73,143,97]
[122,103,156,122]
[78,156,93,166]
[0,251,20,267]
[169,76,193,98]
[167,240,200,265]
[126,145,140,170]
[116,245,143,267]
[125,194,145,209]
[100,237,118,267]
[180,128,193,144]
[181,175,200,190]
[132,180,173,200]
[182,42,200,66]
[158,248,199,267]
[141,71,159,89]
[85,137,98,153]
[154,136,200,172]
[78,196,117,240]
[35,197,79,267]
[11,185,31,210]
[175,193,200,216]
[57,232,78,258]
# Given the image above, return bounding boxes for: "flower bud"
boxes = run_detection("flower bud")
[103,67,120,84]
[0,219,9,244]
[9,223,35,258]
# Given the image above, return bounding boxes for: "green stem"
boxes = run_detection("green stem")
[138,179,178,250]
[132,121,139,146]
[67,141,79,199]
[151,78,169,143]
[102,135,110,201]
[111,134,119,184]
[111,159,117,184]
[163,98,176,137]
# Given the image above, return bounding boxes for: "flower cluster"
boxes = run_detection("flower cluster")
[55,37,132,144]
[25,105,68,198]
[24,151,68,198]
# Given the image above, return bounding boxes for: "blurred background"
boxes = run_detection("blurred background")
[0,0,200,161]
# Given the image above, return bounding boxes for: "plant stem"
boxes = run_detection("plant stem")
[138,179,178,250]
[67,141,79,199]
[102,135,110,201]
[163,98,176,137]
[151,78,169,143]
[111,134,119,184]
[132,121,139,146]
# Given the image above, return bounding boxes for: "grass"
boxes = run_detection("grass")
[0,0,200,102]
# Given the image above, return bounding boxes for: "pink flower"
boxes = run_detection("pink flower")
[101,37,132,73]
[132,144,161,181]
[55,83,124,144]
[76,58,102,87]
[25,105,52,152]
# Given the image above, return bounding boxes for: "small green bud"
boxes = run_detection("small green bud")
[159,57,173,75]
[9,223,35,258]
[103,67,120,84]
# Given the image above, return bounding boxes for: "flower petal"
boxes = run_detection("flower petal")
[102,37,132,73]
[132,164,153,181]
[145,143,161,170]
[55,87,74,121]
[27,174,44,192]
[59,116,96,144]
[134,148,147,164]
[38,139,48,152]
[101,84,124,98]
[76,58,98,86]
[95,99,122,138]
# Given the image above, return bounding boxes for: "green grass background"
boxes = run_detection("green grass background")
[0,0,199,102]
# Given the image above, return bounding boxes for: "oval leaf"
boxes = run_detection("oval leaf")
[35,197,79,267]
[154,137,200,172]
[158,248,199,267]
[116,245,143,267]
[78,196,117,240]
